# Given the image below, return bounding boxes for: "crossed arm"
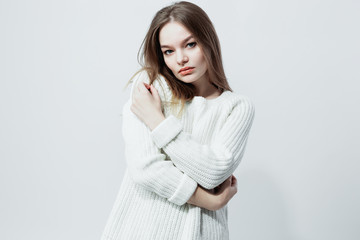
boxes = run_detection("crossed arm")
[123,97,236,211]
[124,72,254,210]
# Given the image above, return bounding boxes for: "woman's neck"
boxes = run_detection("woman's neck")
[193,73,222,99]
[195,83,221,100]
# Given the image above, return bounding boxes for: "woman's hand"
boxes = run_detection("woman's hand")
[131,82,165,130]
[187,175,238,211]
[213,174,238,210]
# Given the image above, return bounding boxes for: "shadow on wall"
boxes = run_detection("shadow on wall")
[228,169,301,240]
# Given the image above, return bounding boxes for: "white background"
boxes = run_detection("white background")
[1,0,359,239]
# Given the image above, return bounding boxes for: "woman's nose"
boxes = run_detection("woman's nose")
[177,52,189,65]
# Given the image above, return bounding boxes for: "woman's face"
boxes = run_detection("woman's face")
[159,21,208,86]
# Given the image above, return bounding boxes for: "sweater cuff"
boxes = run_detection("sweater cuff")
[168,173,198,205]
[150,115,182,148]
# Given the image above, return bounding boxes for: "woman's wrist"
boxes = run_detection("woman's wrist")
[187,186,219,211]
[148,113,165,131]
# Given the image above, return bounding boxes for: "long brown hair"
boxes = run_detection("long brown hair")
[125,1,232,116]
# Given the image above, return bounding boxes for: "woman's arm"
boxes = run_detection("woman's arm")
[131,72,253,196]
[125,82,234,210]
[187,175,238,211]
[126,71,238,211]
[122,73,198,206]
[145,99,255,190]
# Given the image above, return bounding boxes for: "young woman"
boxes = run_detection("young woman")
[101,1,255,240]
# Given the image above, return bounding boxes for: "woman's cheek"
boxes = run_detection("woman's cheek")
[165,61,175,75]
[164,59,171,70]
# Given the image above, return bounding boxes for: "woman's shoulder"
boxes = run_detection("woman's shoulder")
[219,91,255,115]
[218,90,253,106]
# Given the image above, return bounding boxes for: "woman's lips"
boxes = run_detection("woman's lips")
[179,67,194,76]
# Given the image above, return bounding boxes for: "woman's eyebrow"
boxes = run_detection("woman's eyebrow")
[160,35,193,49]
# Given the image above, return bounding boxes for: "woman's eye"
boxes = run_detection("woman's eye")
[164,50,173,55]
[187,42,196,48]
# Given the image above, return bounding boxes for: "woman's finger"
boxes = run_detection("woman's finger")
[231,175,237,186]
[136,82,148,94]
[142,82,151,92]
[150,85,161,102]
[144,82,151,89]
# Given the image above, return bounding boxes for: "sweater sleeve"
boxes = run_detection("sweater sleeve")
[122,71,197,206]
[149,97,255,190]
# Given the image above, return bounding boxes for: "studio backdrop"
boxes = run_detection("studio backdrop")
[0,0,359,239]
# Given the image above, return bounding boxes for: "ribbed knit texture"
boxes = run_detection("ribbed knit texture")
[101,70,255,240]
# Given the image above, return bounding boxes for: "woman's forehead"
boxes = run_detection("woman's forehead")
[159,21,193,46]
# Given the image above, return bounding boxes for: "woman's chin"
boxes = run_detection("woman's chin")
[177,75,197,84]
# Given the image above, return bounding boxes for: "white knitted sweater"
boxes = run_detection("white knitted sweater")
[101,70,255,240]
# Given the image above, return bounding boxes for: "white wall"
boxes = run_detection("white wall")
[1,0,359,239]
